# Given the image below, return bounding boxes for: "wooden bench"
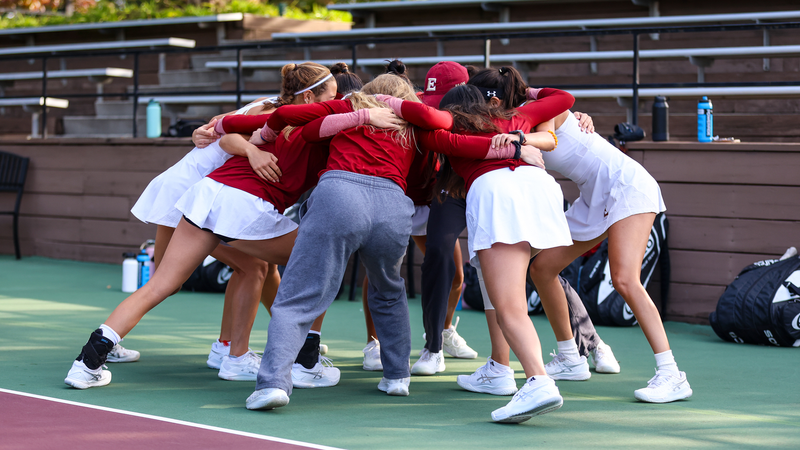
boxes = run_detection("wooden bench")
[0,38,196,57]
[134,94,274,123]
[0,97,68,137]
[205,44,800,82]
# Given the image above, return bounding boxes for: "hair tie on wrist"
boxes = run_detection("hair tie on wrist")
[545,130,558,151]
[512,140,522,159]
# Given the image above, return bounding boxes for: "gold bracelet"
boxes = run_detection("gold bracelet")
[546,129,558,151]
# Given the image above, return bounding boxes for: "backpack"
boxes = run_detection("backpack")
[575,213,669,326]
[462,262,485,311]
[709,253,800,347]
[182,256,233,293]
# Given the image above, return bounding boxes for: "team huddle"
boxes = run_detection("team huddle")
[64,59,692,424]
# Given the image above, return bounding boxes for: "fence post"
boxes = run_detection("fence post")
[484,39,491,68]
[352,44,358,70]
[132,53,139,138]
[631,33,640,126]
[236,48,243,109]
[41,56,47,139]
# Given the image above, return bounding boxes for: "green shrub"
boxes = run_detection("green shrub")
[0,0,352,29]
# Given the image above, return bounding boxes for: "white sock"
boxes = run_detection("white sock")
[557,339,580,359]
[526,375,553,386]
[308,330,321,336]
[487,357,513,374]
[99,324,121,345]
[654,350,679,376]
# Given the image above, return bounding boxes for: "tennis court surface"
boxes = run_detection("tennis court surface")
[1,256,798,449]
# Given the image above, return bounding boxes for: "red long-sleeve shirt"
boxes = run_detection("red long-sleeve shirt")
[433,88,575,192]
[266,99,453,191]
[206,126,329,213]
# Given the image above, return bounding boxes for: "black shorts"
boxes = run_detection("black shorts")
[182,216,238,243]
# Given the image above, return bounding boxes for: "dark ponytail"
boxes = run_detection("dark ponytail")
[384,59,414,88]
[330,62,363,96]
[467,66,527,111]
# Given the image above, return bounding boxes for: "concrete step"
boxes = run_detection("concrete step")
[128,82,221,95]
[158,69,235,86]
[63,115,150,137]
[94,100,147,117]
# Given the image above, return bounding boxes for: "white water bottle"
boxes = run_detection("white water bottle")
[122,252,138,293]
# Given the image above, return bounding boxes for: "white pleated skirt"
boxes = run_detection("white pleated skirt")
[465,166,572,263]
[175,178,297,241]
[410,205,430,236]
[131,141,233,228]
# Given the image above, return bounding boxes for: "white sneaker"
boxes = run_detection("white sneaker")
[457,358,518,396]
[207,341,230,370]
[545,351,591,381]
[378,377,410,396]
[246,388,290,410]
[64,360,112,389]
[491,377,563,423]
[291,356,341,388]
[362,340,383,371]
[634,370,692,403]
[442,317,478,359]
[590,342,621,374]
[411,348,445,375]
[218,350,261,381]
[319,343,328,356]
[106,343,140,363]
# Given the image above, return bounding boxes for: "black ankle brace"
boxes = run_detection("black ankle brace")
[294,333,321,369]
[76,329,114,370]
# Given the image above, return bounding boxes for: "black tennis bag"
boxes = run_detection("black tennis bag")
[182,257,233,293]
[574,213,669,326]
[709,255,800,347]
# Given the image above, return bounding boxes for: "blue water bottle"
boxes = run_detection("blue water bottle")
[697,96,713,142]
[136,249,151,288]
[146,99,161,138]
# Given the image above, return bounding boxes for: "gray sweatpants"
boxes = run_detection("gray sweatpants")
[256,171,415,395]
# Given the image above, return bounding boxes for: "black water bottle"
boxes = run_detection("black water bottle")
[652,96,669,141]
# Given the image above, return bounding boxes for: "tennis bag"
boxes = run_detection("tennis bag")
[575,212,669,326]
[709,254,800,347]
[182,257,233,293]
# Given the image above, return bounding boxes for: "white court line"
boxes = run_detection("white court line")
[0,388,344,450]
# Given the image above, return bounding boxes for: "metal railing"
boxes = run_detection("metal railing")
[1,19,800,137]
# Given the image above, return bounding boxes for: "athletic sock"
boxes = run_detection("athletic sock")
[526,375,554,386]
[557,339,580,360]
[654,350,679,376]
[487,357,513,374]
[99,324,121,346]
[295,333,321,369]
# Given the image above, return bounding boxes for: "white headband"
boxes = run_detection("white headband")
[294,73,333,95]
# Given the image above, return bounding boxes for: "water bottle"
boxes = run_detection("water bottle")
[652,96,669,141]
[697,96,713,142]
[136,249,151,288]
[122,252,139,293]
[146,99,161,138]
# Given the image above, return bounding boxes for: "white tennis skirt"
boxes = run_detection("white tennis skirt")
[465,166,572,263]
[131,141,233,228]
[175,178,297,241]
[565,167,666,242]
[410,205,430,236]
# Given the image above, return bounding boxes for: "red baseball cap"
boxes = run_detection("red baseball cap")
[421,61,469,109]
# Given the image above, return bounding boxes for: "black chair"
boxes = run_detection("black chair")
[0,151,30,259]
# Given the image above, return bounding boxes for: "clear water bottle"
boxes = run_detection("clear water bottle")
[697,96,713,142]
[146,99,161,138]
[652,96,669,141]
[122,252,139,293]
[136,249,151,288]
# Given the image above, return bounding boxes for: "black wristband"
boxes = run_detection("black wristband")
[510,130,526,145]
[512,140,522,159]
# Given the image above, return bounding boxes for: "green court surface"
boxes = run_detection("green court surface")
[1,256,798,449]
